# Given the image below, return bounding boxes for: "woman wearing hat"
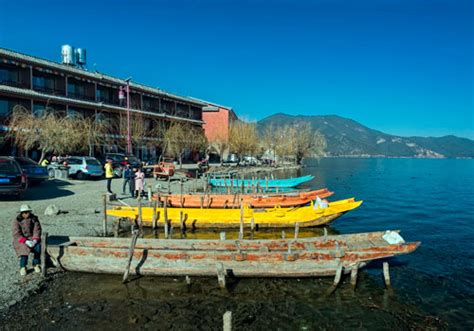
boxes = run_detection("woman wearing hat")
[12,204,42,276]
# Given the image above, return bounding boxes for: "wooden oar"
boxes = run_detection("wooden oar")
[122,230,139,283]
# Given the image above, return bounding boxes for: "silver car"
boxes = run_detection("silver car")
[66,156,104,179]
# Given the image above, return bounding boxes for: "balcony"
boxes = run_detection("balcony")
[67,91,95,102]
[33,84,66,96]
[0,79,30,89]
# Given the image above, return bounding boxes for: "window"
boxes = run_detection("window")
[0,68,19,85]
[0,100,8,117]
[33,103,46,117]
[33,76,55,92]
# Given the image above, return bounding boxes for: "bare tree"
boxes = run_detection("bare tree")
[7,105,84,162]
[229,121,258,163]
[162,122,207,167]
[72,113,109,156]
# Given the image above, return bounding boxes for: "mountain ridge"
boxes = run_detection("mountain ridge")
[257,113,474,158]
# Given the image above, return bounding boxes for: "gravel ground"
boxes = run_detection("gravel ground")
[0,174,202,312]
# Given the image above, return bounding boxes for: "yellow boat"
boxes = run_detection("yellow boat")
[106,198,362,229]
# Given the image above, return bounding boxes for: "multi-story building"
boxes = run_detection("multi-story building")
[199,101,238,161]
[0,47,207,160]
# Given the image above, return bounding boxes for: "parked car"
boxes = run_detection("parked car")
[0,156,28,198]
[65,156,104,179]
[99,153,142,177]
[223,154,239,165]
[14,157,49,184]
[241,156,259,166]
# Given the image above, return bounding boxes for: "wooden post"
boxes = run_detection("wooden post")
[200,195,204,209]
[223,311,232,331]
[147,185,152,202]
[239,200,244,240]
[138,198,143,234]
[164,200,169,239]
[383,262,391,288]
[122,230,139,283]
[185,275,191,285]
[350,263,359,289]
[220,232,226,240]
[250,217,255,231]
[180,179,184,207]
[326,262,343,296]
[103,195,108,237]
[217,263,226,289]
[323,227,328,241]
[157,193,161,207]
[281,230,286,239]
[167,175,171,194]
[40,232,48,277]
[152,200,158,230]
[179,211,185,234]
[294,222,299,240]
[265,176,269,191]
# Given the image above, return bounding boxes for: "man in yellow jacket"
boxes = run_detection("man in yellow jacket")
[104,159,114,194]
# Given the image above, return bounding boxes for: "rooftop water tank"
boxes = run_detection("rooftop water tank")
[75,48,87,66]
[61,45,75,65]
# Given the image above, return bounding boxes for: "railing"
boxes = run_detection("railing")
[33,84,66,96]
[96,96,120,106]
[67,91,95,101]
[0,79,30,89]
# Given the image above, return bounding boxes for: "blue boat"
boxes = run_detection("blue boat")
[208,175,315,188]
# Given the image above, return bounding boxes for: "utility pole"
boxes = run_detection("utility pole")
[120,77,133,154]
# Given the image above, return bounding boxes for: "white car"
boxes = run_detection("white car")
[65,157,104,179]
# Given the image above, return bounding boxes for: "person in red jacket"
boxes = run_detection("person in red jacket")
[12,204,42,276]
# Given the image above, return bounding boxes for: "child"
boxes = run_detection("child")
[12,205,42,276]
[134,167,145,199]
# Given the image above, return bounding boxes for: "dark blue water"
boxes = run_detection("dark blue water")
[300,158,474,328]
[3,158,473,329]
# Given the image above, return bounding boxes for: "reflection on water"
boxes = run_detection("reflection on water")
[2,158,473,329]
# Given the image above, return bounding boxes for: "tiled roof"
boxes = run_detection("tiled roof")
[0,47,206,107]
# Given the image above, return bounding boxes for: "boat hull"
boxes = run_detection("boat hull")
[156,188,334,208]
[106,198,363,229]
[209,175,315,188]
[46,231,419,278]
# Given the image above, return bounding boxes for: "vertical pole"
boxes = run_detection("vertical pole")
[179,211,185,234]
[220,232,226,240]
[152,200,157,230]
[103,194,107,237]
[223,311,232,331]
[200,195,204,209]
[294,222,299,240]
[147,185,152,202]
[180,178,184,207]
[138,198,143,234]
[383,262,391,288]
[239,199,244,240]
[40,232,48,277]
[164,199,169,239]
[126,80,132,154]
[167,175,171,195]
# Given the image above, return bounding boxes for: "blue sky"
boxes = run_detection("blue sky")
[0,0,472,138]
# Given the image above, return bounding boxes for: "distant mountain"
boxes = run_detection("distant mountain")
[257,113,474,158]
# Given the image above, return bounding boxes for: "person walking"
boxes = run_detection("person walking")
[12,205,42,276]
[122,163,134,197]
[134,167,145,199]
[104,159,114,194]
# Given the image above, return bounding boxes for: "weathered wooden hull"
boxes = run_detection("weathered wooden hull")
[209,175,315,188]
[106,198,363,229]
[155,188,334,208]
[46,231,419,277]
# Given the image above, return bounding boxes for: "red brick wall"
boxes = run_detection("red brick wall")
[203,107,231,142]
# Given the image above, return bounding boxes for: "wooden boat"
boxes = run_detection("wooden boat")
[209,175,315,188]
[106,198,363,228]
[45,230,419,278]
[154,188,334,208]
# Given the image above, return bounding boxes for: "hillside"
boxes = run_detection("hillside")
[257,113,474,158]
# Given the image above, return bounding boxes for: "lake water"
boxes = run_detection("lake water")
[300,158,474,328]
[2,158,473,329]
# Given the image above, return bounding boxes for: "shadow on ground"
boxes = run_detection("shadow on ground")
[20,180,75,201]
